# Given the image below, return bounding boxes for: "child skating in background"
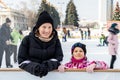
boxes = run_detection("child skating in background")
[58,42,108,72]
[107,23,120,69]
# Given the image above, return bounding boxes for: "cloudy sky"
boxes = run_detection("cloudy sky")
[3,0,120,21]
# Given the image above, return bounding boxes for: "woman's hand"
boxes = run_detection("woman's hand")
[86,63,96,73]
[58,64,65,72]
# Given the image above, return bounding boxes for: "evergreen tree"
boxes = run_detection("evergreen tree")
[64,0,79,27]
[37,0,48,15]
[112,2,120,21]
[37,0,60,28]
[50,6,60,28]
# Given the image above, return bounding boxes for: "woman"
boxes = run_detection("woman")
[62,27,67,42]
[107,23,119,69]
[18,11,63,77]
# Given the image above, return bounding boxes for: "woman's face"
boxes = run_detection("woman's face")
[38,23,53,38]
[73,47,85,60]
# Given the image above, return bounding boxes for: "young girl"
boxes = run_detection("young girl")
[107,23,120,69]
[58,42,108,72]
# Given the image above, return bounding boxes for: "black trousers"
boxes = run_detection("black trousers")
[110,55,116,69]
[9,45,17,63]
[0,43,11,67]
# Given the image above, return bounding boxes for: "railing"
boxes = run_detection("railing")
[0,68,120,80]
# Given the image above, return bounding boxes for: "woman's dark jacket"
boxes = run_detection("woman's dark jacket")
[18,30,63,77]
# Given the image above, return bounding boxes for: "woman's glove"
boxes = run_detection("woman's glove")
[43,60,60,71]
[39,64,48,78]
[19,62,48,77]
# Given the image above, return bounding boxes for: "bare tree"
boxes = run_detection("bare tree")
[19,1,38,29]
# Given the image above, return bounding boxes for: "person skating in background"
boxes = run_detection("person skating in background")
[10,28,24,63]
[58,42,108,72]
[103,36,108,46]
[79,28,83,40]
[107,23,120,69]
[0,18,13,68]
[100,34,106,46]
[97,33,108,47]
[62,27,67,42]
[87,28,91,39]
[84,30,87,40]
[67,29,71,38]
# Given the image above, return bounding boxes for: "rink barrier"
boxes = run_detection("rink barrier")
[0,68,120,80]
[0,68,120,72]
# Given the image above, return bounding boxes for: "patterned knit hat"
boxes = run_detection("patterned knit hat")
[33,11,54,32]
[108,23,119,34]
[71,42,87,55]
[111,23,118,28]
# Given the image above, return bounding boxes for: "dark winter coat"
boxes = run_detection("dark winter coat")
[18,30,63,77]
[0,23,11,45]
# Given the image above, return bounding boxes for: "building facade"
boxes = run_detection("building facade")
[107,0,113,21]
[0,0,27,30]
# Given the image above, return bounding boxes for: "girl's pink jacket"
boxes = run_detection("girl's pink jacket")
[65,57,108,69]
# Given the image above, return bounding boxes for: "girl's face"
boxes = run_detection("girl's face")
[38,23,53,38]
[73,47,85,60]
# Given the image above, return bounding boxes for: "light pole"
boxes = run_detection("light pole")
[57,2,64,31]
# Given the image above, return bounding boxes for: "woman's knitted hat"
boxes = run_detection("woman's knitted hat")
[33,11,54,32]
[71,42,87,55]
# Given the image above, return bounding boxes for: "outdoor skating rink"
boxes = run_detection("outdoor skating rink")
[0,38,120,80]
[1,38,120,69]
[61,38,120,69]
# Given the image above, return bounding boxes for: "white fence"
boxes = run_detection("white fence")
[0,68,120,80]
